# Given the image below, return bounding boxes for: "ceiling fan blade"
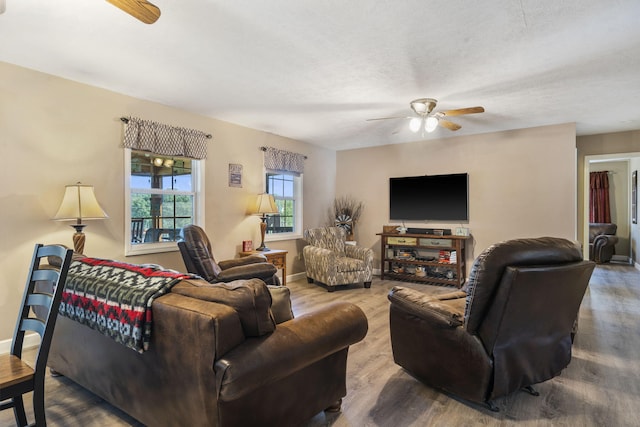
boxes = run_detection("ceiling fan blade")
[439,119,461,131]
[366,116,412,121]
[106,0,161,24]
[441,106,485,116]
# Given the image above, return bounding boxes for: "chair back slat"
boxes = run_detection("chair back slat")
[19,318,46,338]
[26,293,54,312]
[31,268,60,282]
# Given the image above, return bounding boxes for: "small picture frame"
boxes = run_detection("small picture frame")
[242,240,253,252]
[229,163,243,188]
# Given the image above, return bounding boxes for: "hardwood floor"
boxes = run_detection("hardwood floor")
[2,263,639,426]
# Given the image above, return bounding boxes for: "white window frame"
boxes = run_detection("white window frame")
[124,148,205,256]
[265,169,303,242]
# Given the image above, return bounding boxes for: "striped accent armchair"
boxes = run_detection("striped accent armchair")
[303,227,374,291]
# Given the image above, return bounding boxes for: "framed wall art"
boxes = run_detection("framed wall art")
[229,163,243,188]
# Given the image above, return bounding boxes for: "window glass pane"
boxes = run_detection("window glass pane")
[130,151,192,191]
[283,180,293,197]
[266,172,296,234]
[130,192,193,244]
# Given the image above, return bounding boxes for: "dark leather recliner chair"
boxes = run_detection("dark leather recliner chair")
[388,237,595,411]
[178,225,280,285]
[588,223,618,263]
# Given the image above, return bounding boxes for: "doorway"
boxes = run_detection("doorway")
[584,153,640,265]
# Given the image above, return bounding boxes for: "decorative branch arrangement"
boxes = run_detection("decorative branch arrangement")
[329,196,364,240]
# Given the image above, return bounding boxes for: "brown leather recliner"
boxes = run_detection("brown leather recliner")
[388,237,595,411]
[589,223,618,263]
[179,224,280,285]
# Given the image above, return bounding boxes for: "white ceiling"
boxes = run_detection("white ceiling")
[1,0,639,151]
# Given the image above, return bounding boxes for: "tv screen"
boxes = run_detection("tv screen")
[389,173,469,221]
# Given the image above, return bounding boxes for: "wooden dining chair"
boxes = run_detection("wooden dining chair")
[0,244,73,427]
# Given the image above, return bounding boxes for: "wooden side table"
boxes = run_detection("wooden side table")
[239,249,288,286]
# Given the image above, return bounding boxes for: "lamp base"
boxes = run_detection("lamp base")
[70,224,86,254]
[257,216,269,251]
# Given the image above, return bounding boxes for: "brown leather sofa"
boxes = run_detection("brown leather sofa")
[49,275,368,426]
[589,222,619,263]
[388,237,595,411]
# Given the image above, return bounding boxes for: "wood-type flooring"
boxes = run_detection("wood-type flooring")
[1,263,638,426]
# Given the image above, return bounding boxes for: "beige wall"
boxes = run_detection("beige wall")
[577,131,640,265]
[0,62,335,343]
[336,123,578,268]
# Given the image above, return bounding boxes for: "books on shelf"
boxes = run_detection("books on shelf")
[439,250,457,264]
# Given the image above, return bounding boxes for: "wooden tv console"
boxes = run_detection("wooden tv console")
[377,232,470,288]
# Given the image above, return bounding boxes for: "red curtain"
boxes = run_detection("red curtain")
[589,171,611,223]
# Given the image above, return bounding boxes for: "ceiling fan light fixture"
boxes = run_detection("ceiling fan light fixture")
[409,117,422,133]
[410,101,427,114]
[425,116,439,132]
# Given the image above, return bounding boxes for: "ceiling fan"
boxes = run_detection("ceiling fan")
[367,98,485,134]
[106,0,161,24]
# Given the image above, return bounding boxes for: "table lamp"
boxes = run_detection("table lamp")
[53,182,108,254]
[252,193,278,251]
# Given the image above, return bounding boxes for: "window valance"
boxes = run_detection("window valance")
[121,116,210,160]
[262,146,306,175]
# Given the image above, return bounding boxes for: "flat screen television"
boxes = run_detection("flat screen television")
[389,173,469,221]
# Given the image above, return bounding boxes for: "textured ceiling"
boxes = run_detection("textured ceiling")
[1,0,639,150]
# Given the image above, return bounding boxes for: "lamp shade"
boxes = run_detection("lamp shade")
[252,193,278,215]
[54,183,108,222]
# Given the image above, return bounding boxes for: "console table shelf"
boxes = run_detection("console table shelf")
[377,232,470,288]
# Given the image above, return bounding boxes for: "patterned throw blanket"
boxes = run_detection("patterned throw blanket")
[60,257,193,353]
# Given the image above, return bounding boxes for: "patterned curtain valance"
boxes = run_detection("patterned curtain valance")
[262,146,306,175]
[122,117,210,160]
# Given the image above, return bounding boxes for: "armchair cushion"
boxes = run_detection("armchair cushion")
[336,257,366,273]
[186,239,222,282]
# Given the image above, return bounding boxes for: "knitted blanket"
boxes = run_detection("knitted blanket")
[60,257,192,353]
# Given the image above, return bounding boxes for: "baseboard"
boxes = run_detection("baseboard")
[288,272,306,283]
[0,333,40,355]
[612,255,630,263]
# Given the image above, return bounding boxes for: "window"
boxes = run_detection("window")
[265,171,302,240]
[125,149,204,255]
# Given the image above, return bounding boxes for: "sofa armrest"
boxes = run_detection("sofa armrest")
[153,293,246,360]
[345,245,374,264]
[218,255,268,269]
[388,286,464,328]
[214,302,368,401]
[593,234,618,249]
